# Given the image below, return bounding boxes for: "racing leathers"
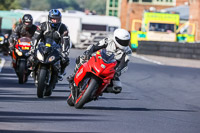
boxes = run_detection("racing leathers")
[30,21,71,76]
[9,23,37,50]
[68,37,132,94]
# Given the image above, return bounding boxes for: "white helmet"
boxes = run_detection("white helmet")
[113,28,130,50]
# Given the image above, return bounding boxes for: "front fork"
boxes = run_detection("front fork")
[70,82,77,101]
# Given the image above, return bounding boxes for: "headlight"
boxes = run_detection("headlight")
[37,50,44,61]
[15,49,23,56]
[48,56,55,62]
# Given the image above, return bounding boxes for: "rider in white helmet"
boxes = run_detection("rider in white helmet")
[67,28,132,94]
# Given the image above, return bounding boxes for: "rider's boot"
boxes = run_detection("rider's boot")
[67,73,75,83]
[104,77,122,94]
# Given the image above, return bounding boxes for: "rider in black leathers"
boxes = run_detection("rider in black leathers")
[9,14,37,53]
[9,14,37,69]
[30,9,71,80]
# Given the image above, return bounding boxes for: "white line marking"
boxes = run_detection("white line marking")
[132,53,163,65]
[0,58,5,72]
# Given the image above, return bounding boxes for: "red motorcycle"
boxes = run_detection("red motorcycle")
[12,37,31,84]
[67,49,117,109]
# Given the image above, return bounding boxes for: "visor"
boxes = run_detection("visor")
[115,37,130,47]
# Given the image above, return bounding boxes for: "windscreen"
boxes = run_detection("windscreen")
[149,23,175,33]
[19,37,31,43]
[100,49,115,64]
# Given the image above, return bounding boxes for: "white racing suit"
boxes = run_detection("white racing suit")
[72,37,132,93]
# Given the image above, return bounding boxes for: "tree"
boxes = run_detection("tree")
[17,0,32,10]
[0,0,21,10]
[14,0,107,15]
[76,0,106,15]
[29,0,50,10]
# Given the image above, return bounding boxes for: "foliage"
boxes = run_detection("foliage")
[0,0,20,10]
[76,0,107,14]
[0,0,107,15]
[29,0,50,10]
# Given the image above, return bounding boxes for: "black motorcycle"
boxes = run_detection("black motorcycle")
[32,38,62,98]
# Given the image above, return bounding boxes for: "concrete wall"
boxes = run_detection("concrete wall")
[137,41,200,60]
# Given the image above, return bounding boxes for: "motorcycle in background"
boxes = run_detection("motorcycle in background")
[11,37,31,84]
[0,34,5,52]
[0,34,10,56]
[67,49,117,109]
[2,34,10,56]
[32,38,62,98]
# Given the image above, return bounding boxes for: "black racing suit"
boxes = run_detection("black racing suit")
[31,21,70,74]
[9,23,37,50]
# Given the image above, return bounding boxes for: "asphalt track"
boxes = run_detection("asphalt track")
[0,49,200,133]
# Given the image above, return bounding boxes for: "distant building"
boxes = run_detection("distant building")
[0,11,23,34]
[106,0,122,17]
[106,0,188,31]
[121,0,188,31]
[189,0,200,41]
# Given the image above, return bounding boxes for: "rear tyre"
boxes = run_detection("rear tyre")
[18,61,27,84]
[75,78,98,109]
[37,68,47,98]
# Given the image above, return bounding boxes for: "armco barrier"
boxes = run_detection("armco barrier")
[136,41,200,60]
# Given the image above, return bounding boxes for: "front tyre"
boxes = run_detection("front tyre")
[75,78,98,109]
[37,68,47,98]
[18,61,27,84]
[67,93,74,106]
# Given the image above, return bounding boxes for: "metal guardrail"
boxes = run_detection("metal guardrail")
[75,30,112,49]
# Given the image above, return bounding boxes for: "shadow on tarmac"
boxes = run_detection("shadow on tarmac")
[85,106,198,112]
[0,130,100,133]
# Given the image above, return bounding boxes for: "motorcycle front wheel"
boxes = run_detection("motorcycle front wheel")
[18,60,27,84]
[74,77,98,109]
[37,68,47,98]
[67,93,74,106]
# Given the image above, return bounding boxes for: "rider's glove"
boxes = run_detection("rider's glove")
[30,46,35,54]
[83,50,91,60]
[114,70,121,78]
[61,52,69,63]
[13,35,18,42]
[9,43,14,51]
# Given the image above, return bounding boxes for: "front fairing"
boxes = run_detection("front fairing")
[36,42,61,64]
[88,55,116,80]
[74,50,117,86]
[15,37,31,58]
[14,47,30,58]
